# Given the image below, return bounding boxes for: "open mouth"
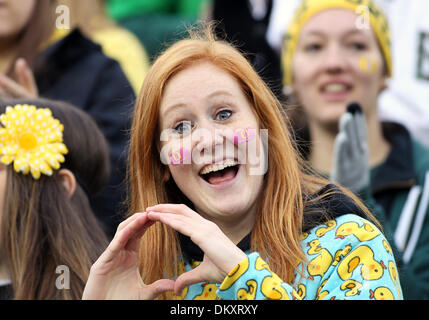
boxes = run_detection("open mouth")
[199,159,240,185]
[319,82,354,102]
[321,83,353,93]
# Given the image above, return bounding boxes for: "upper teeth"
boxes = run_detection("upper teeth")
[200,159,238,175]
[324,83,348,93]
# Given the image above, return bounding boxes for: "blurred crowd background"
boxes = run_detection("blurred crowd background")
[1,0,429,300]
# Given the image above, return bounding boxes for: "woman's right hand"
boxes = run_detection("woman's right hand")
[82,212,175,300]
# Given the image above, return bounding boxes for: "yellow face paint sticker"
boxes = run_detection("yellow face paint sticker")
[359,56,379,74]
[172,151,182,162]
[169,147,191,166]
[234,127,256,144]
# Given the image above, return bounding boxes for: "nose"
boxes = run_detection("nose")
[323,43,348,74]
[193,121,225,157]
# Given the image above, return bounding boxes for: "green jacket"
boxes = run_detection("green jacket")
[369,122,429,299]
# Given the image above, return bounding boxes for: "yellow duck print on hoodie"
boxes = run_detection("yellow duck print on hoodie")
[179,214,402,300]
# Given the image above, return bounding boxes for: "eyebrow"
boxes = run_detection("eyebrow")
[161,89,235,118]
[302,28,366,38]
[207,89,234,99]
[162,103,186,117]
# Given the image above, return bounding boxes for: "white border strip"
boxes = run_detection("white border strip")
[394,185,421,251]
[403,171,429,264]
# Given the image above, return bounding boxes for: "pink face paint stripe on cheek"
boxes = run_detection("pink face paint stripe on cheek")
[234,128,256,144]
[169,147,191,166]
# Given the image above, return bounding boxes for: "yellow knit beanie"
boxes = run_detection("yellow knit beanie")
[281,0,392,87]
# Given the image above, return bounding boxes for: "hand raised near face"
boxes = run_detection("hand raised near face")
[0,58,38,99]
[330,103,370,194]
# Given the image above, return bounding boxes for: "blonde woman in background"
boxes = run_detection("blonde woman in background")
[280,0,429,299]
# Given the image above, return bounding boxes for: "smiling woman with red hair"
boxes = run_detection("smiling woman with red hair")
[82,23,402,300]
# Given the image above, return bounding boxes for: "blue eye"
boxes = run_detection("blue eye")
[215,110,232,121]
[173,121,192,134]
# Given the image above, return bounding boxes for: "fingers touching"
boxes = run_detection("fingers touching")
[98,212,151,264]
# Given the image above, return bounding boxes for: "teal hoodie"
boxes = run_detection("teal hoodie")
[179,213,402,300]
[368,122,429,299]
[178,185,403,300]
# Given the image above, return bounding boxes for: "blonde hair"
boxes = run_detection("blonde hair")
[127,23,376,299]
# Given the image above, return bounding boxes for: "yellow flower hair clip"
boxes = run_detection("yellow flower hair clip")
[0,104,68,180]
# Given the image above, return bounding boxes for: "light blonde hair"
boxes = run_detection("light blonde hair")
[127,23,376,299]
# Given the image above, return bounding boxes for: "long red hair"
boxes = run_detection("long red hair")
[127,24,375,299]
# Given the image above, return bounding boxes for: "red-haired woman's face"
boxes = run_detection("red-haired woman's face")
[0,0,35,41]
[291,9,386,129]
[158,61,266,230]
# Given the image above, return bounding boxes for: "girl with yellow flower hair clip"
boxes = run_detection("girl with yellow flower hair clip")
[0,0,135,239]
[0,98,109,300]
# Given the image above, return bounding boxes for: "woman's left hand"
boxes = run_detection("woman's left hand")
[146,204,247,296]
[0,58,38,98]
